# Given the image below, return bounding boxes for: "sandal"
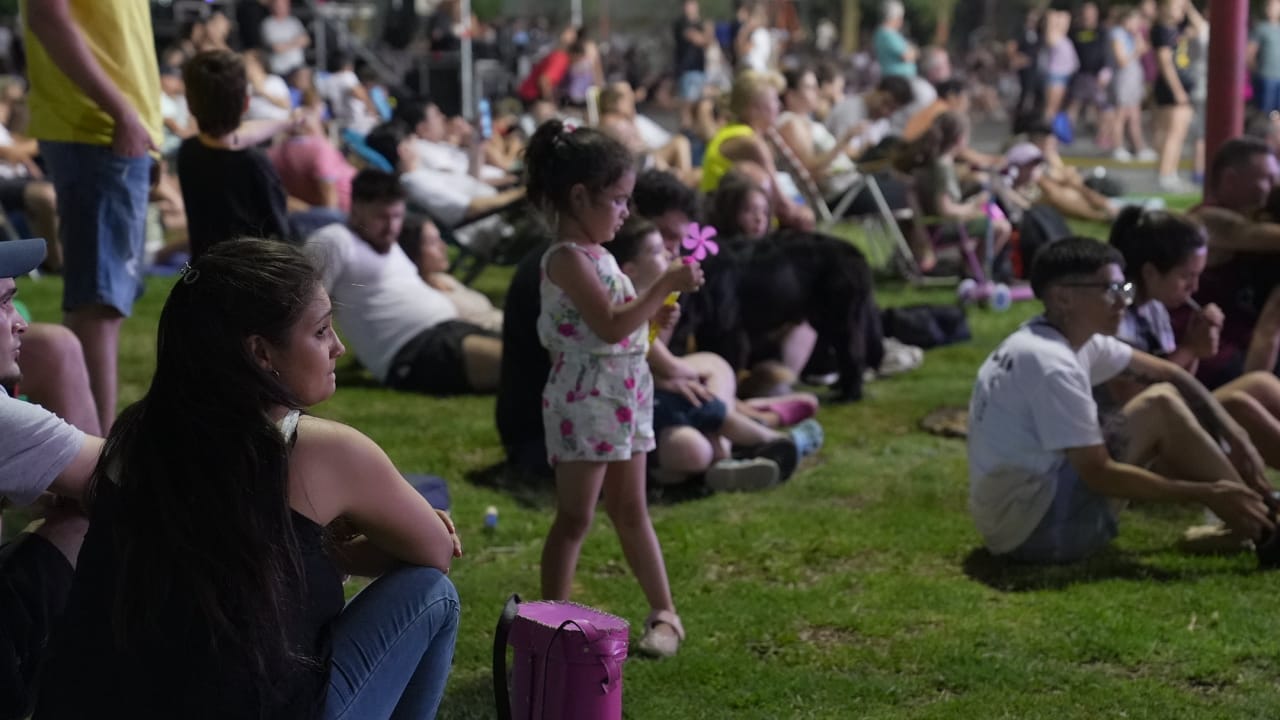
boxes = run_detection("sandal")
[635,609,685,659]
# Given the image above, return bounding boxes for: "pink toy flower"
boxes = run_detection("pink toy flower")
[681,222,720,261]
[560,419,574,436]
[615,407,633,423]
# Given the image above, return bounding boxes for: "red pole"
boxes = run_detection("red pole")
[1205,0,1249,170]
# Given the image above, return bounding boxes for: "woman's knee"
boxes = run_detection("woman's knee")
[379,565,461,620]
[657,427,714,474]
[23,181,56,213]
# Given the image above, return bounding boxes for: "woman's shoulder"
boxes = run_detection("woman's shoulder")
[293,415,386,466]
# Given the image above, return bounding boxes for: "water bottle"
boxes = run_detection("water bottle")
[478,98,493,140]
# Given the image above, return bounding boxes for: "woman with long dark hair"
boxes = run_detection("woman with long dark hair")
[36,239,461,719]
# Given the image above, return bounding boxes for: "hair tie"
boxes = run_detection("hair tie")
[178,263,200,285]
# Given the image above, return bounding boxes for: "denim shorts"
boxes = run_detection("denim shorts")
[40,141,152,316]
[1008,462,1119,564]
[678,71,706,102]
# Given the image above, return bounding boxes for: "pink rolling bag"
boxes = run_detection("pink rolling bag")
[494,594,630,720]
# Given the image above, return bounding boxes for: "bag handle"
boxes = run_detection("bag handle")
[493,593,521,720]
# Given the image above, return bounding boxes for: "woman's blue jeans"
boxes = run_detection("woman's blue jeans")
[324,566,460,720]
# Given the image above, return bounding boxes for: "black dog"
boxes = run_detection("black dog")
[675,230,883,402]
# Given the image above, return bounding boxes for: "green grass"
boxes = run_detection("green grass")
[14,211,1279,718]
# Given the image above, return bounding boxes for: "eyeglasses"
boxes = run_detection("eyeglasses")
[1060,281,1135,306]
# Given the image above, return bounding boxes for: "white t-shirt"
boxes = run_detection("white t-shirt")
[401,167,495,227]
[245,74,293,122]
[0,385,86,506]
[304,223,459,382]
[967,319,1133,553]
[635,114,672,151]
[412,139,506,182]
[0,124,27,180]
[743,27,773,72]
[261,15,308,75]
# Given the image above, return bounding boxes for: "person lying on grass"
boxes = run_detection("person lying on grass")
[967,236,1276,565]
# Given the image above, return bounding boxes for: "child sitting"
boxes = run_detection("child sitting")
[609,216,818,491]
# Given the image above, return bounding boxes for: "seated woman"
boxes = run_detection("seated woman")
[1017,121,1119,223]
[700,69,815,230]
[1108,207,1280,472]
[895,111,1012,274]
[398,215,504,333]
[776,66,917,219]
[36,240,461,719]
[705,170,772,240]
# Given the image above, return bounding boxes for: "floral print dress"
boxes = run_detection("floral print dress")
[538,241,655,465]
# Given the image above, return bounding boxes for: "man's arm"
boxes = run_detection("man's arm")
[1065,443,1272,539]
[463,187,525,221]
[26,0,153,157]
[1194,207,1280,254]
[49,434,103,502]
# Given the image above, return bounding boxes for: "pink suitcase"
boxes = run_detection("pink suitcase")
[494,595,630,720]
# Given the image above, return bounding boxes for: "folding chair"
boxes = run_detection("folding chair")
[763,127,928,281]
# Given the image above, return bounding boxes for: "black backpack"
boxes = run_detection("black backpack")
[1015,204,1072,279]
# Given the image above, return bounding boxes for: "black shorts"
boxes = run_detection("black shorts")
[385,320,498,396]
[652,390,727,435]
[0,533,74,719]
[0,176,32,212]
[1154,77,1194,107]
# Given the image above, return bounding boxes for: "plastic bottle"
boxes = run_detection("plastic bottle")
[484,505,499,531]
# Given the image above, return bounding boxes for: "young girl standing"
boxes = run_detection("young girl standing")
[525,120,703,658]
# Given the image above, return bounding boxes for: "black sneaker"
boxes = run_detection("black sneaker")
[735,437,799,482]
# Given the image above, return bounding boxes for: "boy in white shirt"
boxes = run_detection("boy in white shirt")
[968,237,1276,563]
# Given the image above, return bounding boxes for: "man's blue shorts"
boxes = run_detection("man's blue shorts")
[1007,462,1119,564]
[41,141,152,316]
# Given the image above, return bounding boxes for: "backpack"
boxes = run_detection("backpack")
[1013,204,1071,279]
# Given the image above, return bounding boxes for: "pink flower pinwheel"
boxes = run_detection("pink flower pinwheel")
[681,223,719,261]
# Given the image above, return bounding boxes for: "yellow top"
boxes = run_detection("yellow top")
[699,123,755,193]
[23,0,163,147]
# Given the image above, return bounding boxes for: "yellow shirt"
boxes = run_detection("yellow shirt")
[699,123,756,193]
[23,0,162,147]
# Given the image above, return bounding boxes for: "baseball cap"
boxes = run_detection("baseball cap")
[0,238,46,279]
[1004,142,1044,169]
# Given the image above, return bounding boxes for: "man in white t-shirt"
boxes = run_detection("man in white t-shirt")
[260,0,309,77]
[303,170,502,395]
[968,237,1276,564]
[0,238,101,717]
[393,99,512,184]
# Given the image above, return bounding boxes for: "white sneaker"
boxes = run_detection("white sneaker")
[705,458,781,492]
[1111,148,1133,162]
[1157,175,1195,193]
[1135,148,1158,162]
[879,338,925,376]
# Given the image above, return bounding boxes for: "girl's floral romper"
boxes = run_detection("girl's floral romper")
[538,241,654,466]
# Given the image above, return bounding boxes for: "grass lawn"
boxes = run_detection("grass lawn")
[15,206,1279,718]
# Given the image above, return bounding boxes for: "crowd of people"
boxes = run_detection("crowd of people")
[6,0,1280,717]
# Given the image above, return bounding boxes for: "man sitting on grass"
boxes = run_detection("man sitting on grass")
[304,170,502,396]
[0,238,101,719]
[967,237,1276,564]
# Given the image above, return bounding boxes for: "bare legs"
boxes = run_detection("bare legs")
[461,335,502,392]
[541,455,676,618]
[64,305,123,434]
